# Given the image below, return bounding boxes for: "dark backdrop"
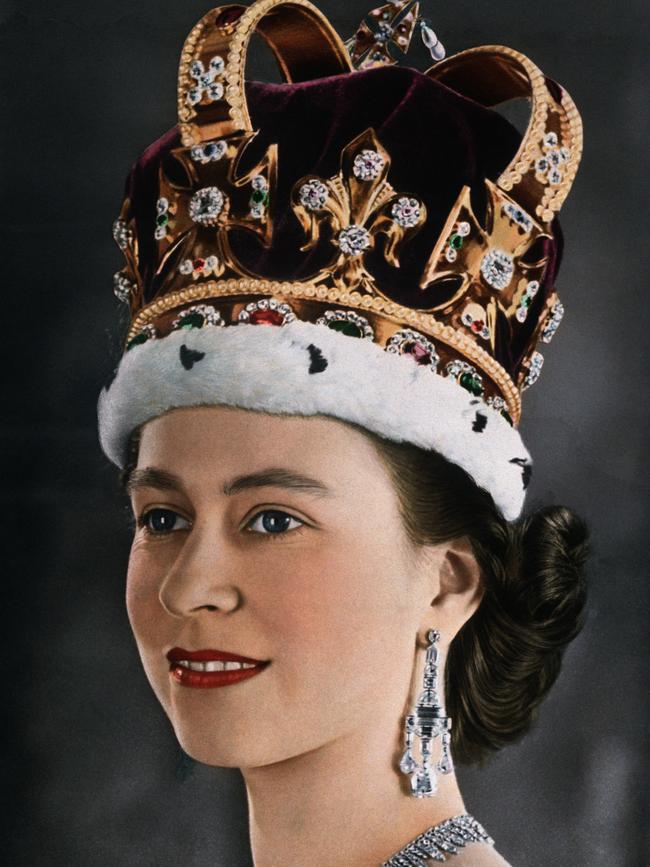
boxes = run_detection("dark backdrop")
[2,0,648,865]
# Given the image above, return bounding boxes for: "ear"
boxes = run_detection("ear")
[420,536,484,649]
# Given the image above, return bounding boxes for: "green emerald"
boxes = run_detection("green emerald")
[251,189,268,205]
[127,331,150,350]
[459,372,483,396]
[328,319,362,338]
[449,233,464,250]
[180,312,204,329]
[522,295,532,307]
[156,213,169,226]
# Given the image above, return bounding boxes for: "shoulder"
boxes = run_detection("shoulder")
[445,842,512,866]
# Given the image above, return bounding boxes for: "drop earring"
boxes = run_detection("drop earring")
[399,629,454,797]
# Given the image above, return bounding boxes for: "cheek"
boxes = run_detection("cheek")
[125,542,175,662]
[251,532,414,700]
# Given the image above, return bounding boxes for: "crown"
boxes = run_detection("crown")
[99,0,583,520]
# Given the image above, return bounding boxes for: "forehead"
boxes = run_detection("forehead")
[136,405,391,498]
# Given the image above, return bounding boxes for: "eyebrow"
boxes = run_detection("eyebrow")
[126,466,332,498]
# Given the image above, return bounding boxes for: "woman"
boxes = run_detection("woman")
[98,1,588,863]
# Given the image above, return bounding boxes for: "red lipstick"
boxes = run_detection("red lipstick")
[166,647,269,689]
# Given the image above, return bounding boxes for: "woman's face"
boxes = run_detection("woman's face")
[126,406,444,767]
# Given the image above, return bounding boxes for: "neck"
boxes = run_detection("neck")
[241,706,466,867]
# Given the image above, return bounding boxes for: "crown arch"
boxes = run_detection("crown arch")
[178,0,353,145]
[426,46,583,223]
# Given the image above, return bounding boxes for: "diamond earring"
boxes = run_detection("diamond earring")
[399,629,454,797]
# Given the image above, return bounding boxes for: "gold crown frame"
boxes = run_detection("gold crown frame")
[111,0,583,427]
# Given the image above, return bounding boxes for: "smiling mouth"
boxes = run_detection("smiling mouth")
[166,647,269,689]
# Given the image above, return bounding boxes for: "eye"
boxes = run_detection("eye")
[246,509,304,536]
[139,508,191,535]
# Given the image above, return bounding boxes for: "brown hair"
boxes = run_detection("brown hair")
[358,427,589,765]
[121,421,589,766]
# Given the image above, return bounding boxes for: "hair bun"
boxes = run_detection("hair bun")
[447,503,590,764]
[507,505,589,637]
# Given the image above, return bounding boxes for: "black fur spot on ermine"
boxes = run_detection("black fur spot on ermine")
[472,411,488,433]
[307,343,328,374]
[180,345,206,370]
[509,457,532,489]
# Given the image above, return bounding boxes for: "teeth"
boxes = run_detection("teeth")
[174,659,259,672]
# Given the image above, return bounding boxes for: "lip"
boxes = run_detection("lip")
[166,646,269,689]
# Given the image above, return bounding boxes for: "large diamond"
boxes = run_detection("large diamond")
[480,248,514,290]
[391,197,421,228]
[338,225,371,256]
[298,179,329,212]
[189,187,224,225]
[352,149,385,181]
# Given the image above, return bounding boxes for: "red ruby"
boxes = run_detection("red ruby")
[249,308,285,326]
[471,320,485,333]
[193,258,206,271]
[404,340,431,366]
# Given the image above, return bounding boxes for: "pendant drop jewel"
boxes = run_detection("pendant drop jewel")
[400,629,453,798]
[420,21,446,62]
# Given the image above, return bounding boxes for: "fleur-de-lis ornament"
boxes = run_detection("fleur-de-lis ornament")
[292,128,426,295]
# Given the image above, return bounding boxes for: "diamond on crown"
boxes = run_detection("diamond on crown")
[112,219,131,250]
[480,248,514,290]
[299,179,329,212]
[316,309,374,338]
[190,140,227,164]
[238,298,296,326]
[113,271,134,303]
[460,303,490,340]
[178,255,220,278]
[352,149,385,180]
[126,323,156,351]
[535,130,571,187]
[515,280,540,323]
[189,187,225,226]
[502,201,533,232]
[154,197,172,240]
[443,221,470,263]
[386,329,439,371]
[185,56,225,106]
[338,225,371,256]
[391,197,421,228]
[522,350,544,389]
[541,299,565,343]
[172,304,224,331]
[486,395,513,425]
[249,175,269,220]
[445,360,484,396]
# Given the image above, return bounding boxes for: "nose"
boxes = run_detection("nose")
[158,526,242,618]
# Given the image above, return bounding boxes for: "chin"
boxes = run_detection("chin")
[172,724,294,769]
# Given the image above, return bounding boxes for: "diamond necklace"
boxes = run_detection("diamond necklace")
[381,814,494,865]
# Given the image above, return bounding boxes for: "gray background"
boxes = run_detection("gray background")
[2,0,648,864]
